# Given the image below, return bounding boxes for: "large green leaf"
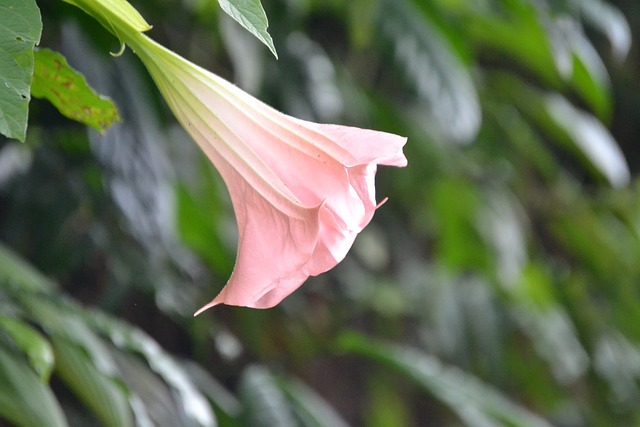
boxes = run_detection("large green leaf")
[0,0,42,141]
[280,379,350,427]
[491,74,628,188]
[545,94,629,187]
[176,175,234,277]
[218,0,277,58]
[31,48,120,132]
[17,296,133,427]
[52,337,134,427]
[239,366,297,427]
[0,346,67,427]
[111,351,207,427]
[464,1,560,86]
[559,16,612,120]
[339,333,553,427]
[0,315,54,382]
[379,0,480,143]
[81,310,216,427]
[0,243,54,292]
[575,0,631,61]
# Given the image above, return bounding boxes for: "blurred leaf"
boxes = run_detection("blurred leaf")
[1,244,218,427]
[594,332,640,407]
[512,264,558,309]
[52,337,134,427]
[111,350,196,427]
[239,366,297,427]
[0,315,55,382]
[81,309,217,427]
[549,203,638,281]
[558,16,611,119]
[176,178,234,277]
[31,48,120,132]
[431,178,491,271]
[486,103,558,180]
[492,74,628,187]
[0,346,67,427]
[280,378,350,427]
[218,0,278,58]
[338,332,553,427]
[575,0,631,61]
[365,376,411,427]
[0,0,42,141]
[545,94,629,187]
[181,360,241,420]
[23,297,120,377]
[465,1,561,85]
[0,243,54,291]
[379,0,480,142]
[513,305,589,384]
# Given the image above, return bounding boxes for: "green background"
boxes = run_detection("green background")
[1,0,640,425]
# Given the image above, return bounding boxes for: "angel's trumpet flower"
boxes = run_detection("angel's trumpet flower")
[64,0,407,310]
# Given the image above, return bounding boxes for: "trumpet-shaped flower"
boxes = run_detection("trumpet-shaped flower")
[123,32,407,311]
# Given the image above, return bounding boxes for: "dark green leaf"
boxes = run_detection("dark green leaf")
[52,337,134,427]
[338,333,552,427]
[31,48,120,132]
[379,0,480,142]
[0,0,42,141]
[0,346,67,427]
[110,350,193,427]
[239,366,297,427]
[466,2,560,86]
[176,178,234,277]
[280,379,350,427]
[577,0,631,61]
[218,0,277,58]
[79,309,216,427]
[545,94,629,187]
[0,243,54,291]
[181,360,241,420]
[561,18,612,120]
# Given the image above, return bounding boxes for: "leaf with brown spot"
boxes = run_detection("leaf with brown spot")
[31,48,120,132]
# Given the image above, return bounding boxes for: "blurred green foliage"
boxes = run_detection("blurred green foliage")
[1,0,640,425]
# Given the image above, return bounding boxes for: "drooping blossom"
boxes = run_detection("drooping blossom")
[122,32,407,311]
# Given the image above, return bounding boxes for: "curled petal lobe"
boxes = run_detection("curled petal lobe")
[127,33,407,311]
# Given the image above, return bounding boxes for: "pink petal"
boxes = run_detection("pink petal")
[132,36,407,311]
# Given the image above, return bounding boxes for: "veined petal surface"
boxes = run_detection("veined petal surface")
[129,34,407,310]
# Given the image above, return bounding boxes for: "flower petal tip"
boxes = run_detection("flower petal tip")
[193,299,222,316]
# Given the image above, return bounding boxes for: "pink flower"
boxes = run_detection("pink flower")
[127,34,407,311]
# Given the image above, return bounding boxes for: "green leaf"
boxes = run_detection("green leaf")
[31,48,120,132]
[0,0,42,141]
[218,0,278,58]
[111,351,202,427]
[239,366,297,427]
[0,243,54,292]
[84,311,216,427]
[545,94,629,187]
[280,379,350,427]
[338,332,553,427]
[52,337,134,427]
[379,0,480,143]
[466,2,560,86]
[0,315,55,382]
[0,346,67,427]
[577,0,631,61]
[176,176,234,277]
[559,17,612,120]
